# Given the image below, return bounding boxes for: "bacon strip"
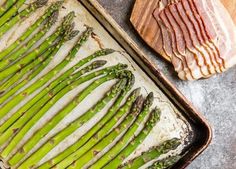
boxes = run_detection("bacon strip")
[152,0,236,80]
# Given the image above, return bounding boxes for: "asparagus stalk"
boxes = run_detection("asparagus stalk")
[0,9,60,72]
[0,0,27,27]
[0,13,81,120]
[0,64,126,166]
[0,47,54,95]
[148,155,181,169]
[90,93,156,169]
[0,47,53,95]
[0,61,111,149]
[0,24,77,105]
[59,95,144,169]
[0,12,62,94]
[38,86,139,169]
[0,0,48,38]
[119,138,181,169]
[0,1,63,60]
[0,0,17,17]
[8,70,129,166]
[0,45,99,148]
[15,78,128,169]
[0,51,118,135]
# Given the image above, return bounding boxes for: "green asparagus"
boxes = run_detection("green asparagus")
[0,15,86,120]
[0,64,126,164]
[0,47,53,95]
[148,155,181,169]
[0,1,63,60]
[16,78,128,168]
[0,0,17,17]
[0,0,28,27]
[0,9,60,72]
[58,95,144,169]
[0,0,48,38]
[0,9,60,93]
[0,50,103,151]
[0,23,77,105]
[8,70,129,166]
[0,50,118,135]
[119,138,181,169]
[90,93,156,169]
[0,61,112,150]
[37,74,137,169]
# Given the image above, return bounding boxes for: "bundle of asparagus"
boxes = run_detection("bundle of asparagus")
[0,0,49,38]
[0,1,183,169]
[0,1,63,60]
[0,0,45,28]
[38,84,139,169]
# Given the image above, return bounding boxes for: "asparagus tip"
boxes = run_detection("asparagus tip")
[120,70,134,80]
[76,27,93,45]
[62,11,76,28]
[144,92,154,107]
[127,73,135,89]
[49,10,59,24]
[51,0,64,10]
[117,63,128,70]
[91,60,107,69]
[68,30,80,40]
[35,0,48,7]
[104,48,116,55]
[150,107,161,124]
[119,78,128,89]
[134,87,141,95]
[163,138,181,152]
[133,95,144,111]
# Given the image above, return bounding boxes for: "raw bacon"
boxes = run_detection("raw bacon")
[153,0,236,80]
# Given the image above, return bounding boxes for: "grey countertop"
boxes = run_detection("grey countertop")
[97,0,236,169]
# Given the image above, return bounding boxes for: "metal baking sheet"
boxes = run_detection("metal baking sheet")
[0,0,212,168]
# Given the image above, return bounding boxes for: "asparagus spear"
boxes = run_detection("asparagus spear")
[0,16,86,120]
[119,138,181,169]
[0,64,126,166]
[0,0,27,27]
[0,47,54,96]
[38,86,139,169]
[15,78,128,169]
[0,1,63,60]
[0,23,77,105]
[0,47,53,95]
[0,0,48,38]
[90,93,156,169]
[0,51,118,135]
[0,61,111,149]
[0,0,17,17]
[48,88,140,169]
[0,46,100,148]
[58,95,144,169]
[0,9,61,72]
[0,8,60,94]
[7,71,129,166]
[38,74,136,169]
[148,155,181,169]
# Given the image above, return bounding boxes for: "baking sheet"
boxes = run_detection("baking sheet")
[0,0,193,168]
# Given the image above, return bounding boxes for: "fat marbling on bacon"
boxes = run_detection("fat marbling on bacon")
[153,0,236,80]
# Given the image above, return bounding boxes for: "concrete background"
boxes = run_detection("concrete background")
[97,0,236,169]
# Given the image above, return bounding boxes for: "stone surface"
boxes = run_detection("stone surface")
[97,0,236,169]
